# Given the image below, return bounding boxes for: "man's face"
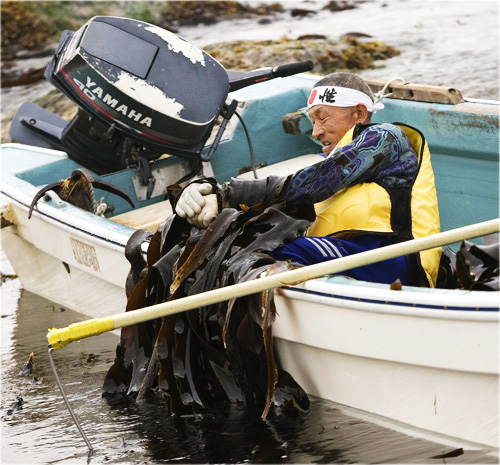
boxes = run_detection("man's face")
[308,104,364,156]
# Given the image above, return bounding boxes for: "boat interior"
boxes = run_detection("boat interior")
[4,79,499,246]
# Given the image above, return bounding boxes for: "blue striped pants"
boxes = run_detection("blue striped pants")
[272,234,412,285]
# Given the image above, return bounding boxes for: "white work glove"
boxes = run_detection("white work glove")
[175,183,219,228]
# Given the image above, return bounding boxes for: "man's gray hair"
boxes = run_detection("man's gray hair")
[314,72,375,103]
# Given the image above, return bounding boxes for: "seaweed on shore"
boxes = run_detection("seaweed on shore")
[206,36,400,74]
[160,1,284,27]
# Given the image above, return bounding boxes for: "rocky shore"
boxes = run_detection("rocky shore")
[206,36,398,74]
[1,1,400,143]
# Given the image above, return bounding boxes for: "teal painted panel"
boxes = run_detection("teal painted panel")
[432,154,498,232]
[210,87,319,182]
[12,149,189,216]
[14,158,137,216]
[16,158,86,186]
[373,100,499,161]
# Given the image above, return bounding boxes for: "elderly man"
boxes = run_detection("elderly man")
[175,72,441,287]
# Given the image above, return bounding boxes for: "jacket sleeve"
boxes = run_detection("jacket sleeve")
[171,124,417,212]
[283,123,418,206]
[168,175,292,215]
[221,175,291,209]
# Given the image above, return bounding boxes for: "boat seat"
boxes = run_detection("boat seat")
[110,200,173,232]
[237,153,322,179]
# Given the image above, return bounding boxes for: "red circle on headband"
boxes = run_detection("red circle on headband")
[308,89,317,105]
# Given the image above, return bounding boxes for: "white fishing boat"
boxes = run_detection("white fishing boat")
[1,16,498,451]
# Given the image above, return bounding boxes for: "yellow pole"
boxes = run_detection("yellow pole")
[47,218,499,349]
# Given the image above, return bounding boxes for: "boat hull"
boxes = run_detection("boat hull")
[2,227,127,318]
[273,282,499,448]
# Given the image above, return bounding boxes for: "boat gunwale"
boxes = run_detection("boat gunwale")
[0,187,131,251]
[278,283,499,321]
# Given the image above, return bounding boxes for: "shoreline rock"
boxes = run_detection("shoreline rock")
[0,35,399,143]
[323,1,359,12]
[1,2,53,59]
[206,36,400,74]
[161,1,285,27]
[1,1,399,143]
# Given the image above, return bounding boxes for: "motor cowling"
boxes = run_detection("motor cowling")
[48,16,229,155]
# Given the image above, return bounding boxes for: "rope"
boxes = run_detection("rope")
[373,77,407,105]
[48,348,94,453]
[85,182,98,214]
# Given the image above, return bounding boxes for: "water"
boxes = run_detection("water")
[168,0,500,100]
[1,1,499,462]
[1,255,499,464]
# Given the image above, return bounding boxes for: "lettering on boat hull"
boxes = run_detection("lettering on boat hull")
[70,238,101,272]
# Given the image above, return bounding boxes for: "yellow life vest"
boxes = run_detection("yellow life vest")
[307,123,441,287]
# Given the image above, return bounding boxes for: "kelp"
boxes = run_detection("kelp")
[437,241,499,291]
[28,168,134,218]
[455,240,499,290]
[103,198,314,418]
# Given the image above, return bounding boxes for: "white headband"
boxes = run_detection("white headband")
[307,86,384,112]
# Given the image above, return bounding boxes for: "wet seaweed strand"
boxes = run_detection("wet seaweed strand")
[103,197,315,418]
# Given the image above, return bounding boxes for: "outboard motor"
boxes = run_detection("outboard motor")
[10,16,313,198]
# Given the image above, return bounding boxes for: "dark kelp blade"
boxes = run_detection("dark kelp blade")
[260,261,294,418]
[28,181,62,218]
[104,198,315,418]
[456,240,499,290]
[169,208,241,295]
[223,263,271,348]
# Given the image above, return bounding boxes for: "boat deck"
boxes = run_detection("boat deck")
[109,153,322,232]
[110,200,173,232]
